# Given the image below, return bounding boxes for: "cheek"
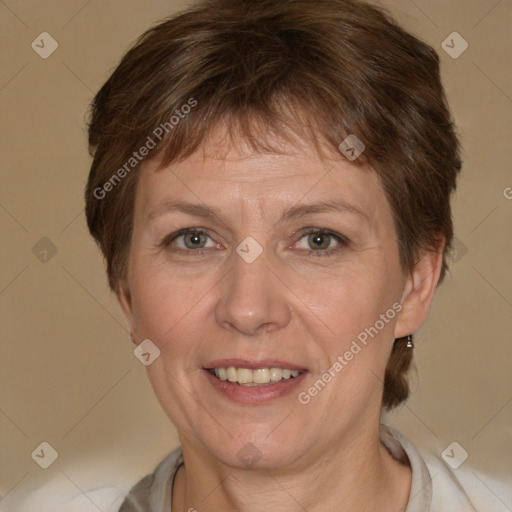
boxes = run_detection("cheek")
[291,260,398,335]
[128,256,212,347]
[297,275,400,418]
[293,267,402,399]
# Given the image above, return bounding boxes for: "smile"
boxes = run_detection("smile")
[208,367,304,385]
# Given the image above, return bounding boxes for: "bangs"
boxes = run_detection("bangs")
[154,95,362,171]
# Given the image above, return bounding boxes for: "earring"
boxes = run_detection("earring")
[406,334,414,349]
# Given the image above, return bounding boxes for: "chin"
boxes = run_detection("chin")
[202,428,309,471]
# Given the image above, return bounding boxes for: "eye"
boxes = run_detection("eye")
[305,232,333,250]
[162,229,218,251]
[180,230,209,249]
[293,229,348,254]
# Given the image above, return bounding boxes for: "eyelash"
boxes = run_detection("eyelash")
[291,228,349,257]
[159,227,349,257]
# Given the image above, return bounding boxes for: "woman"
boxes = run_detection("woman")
[85,0,475,510]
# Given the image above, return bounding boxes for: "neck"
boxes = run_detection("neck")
[172,425,411,512]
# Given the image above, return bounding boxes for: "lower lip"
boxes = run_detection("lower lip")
[203,369,308,404]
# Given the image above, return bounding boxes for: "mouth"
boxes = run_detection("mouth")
[203,360,308,404]
[207,367,304,386]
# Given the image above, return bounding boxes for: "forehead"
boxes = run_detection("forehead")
[135,126,390,229]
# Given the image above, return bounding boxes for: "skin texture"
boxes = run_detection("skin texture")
[119,127,444,511]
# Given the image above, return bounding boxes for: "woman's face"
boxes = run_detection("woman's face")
[120,129,424,470]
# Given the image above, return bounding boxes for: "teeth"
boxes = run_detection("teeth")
[210,367,303,385]
[237,368,253,384]
[226,367,237,383]
[215,368,228,380]
[270,368,283,381]
[253,368,270,383]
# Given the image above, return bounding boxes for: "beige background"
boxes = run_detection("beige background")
[1,0,511,510]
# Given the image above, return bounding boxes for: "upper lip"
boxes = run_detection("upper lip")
[204,359,307,371]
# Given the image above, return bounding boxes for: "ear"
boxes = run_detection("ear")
[117,283,138,342]
[394,239,445,339]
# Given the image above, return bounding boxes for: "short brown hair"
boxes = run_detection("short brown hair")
[85,0,462,409]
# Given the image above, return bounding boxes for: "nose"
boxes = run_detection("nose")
[215,248,292,336]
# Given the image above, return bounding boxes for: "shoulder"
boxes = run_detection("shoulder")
[118,445,183,512]
[420,448,510,512]
[380,424,479,512]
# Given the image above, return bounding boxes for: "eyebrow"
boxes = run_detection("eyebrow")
[147,199,369,224]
